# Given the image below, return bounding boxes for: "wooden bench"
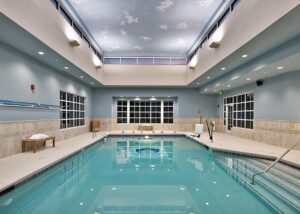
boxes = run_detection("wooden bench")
[22,136,55,153]
[138,125,153,131]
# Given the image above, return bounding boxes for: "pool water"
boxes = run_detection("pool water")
[0,135,274,214]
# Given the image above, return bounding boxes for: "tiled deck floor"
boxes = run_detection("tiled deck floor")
[0,131,299,192]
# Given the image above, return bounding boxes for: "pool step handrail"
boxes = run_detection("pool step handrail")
[251,141,299,185]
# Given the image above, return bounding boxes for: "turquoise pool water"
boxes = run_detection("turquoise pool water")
[0,135,274,214]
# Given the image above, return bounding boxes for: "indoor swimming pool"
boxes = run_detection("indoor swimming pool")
[0,135,297,214]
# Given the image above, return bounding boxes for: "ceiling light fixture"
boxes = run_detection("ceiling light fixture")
[80,76,84,79]
[64,66,69,70]
[197,82,200,85]
[91,82,94,85]
[221,67,226,71]
[277,66,284,70]
[207,76,211,79]
[241,54,248,58]
[204,88,208,92]
[227,85,231,88]
[38,51,44,55]
[246,78,251,81]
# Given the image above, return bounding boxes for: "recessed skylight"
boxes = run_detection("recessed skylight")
[221,67,226,70]
[277,66,284,70]
[64,66,69,70]
[241,54,248,58]
[38,51,44,55]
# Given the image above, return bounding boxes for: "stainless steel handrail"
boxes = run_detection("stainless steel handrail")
[251,141,299,185]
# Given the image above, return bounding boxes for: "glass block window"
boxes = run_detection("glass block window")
[163,100,174,124]
[117,100,128,124]
[117,98,174,124]
[60,91,85,129]
[223,92,254,129]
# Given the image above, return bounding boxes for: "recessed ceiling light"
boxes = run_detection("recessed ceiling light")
[167,96,170,97]
[215,83,220,87]
[214,89,217,92]
[277,66,284,70]
[231,75,239,80]
[38,51,44,55]
[197,82,200,85]
[207,76,211,79]
[64,66,69,70]
[242,54,248,58]
[227,85,231,88]
[246,78,251,81]
[91,82,94,85]
[80,76,84,79]
[204,88,208,92]
[221,67,226,70]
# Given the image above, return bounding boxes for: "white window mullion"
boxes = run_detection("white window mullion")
[127,100,130,124]
[161,100,164,124]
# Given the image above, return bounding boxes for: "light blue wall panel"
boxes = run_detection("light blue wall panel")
[92,88,218,118]
[217,71,300,120]
[0,42,92,121]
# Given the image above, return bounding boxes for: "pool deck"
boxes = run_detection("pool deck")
[0,131,299,193]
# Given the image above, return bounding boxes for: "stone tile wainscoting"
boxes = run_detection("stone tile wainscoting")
[0,119,91,159]
[230,119,300,150]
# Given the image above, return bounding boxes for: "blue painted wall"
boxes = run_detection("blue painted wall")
[0,42,92,121]
[217,71,300,120]
[92,88,218,118]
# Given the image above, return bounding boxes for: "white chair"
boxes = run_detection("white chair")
[192,124,203,138]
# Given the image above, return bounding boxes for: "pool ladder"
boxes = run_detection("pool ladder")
[92,127,107,138]
[251,140,299,185]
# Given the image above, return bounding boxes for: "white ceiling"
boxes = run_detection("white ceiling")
[63,0,231,57]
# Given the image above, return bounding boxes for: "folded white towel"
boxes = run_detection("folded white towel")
[29,134,49,140]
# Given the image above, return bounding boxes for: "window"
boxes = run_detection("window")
[116,98,174,124]
[163,101,173,124]
[60,91,85,129]
[224,92,254,129]
[117,100,128,124]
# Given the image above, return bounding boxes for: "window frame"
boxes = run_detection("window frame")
[60,91,85,129]
[223,91,254,129]
[116,98,174,124]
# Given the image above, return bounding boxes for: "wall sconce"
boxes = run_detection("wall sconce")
[93,54,102,70]
[189,54,198,70]
[69,39,80,47]
[209,41,220,49]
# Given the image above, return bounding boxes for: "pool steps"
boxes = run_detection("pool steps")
[213,152,300,214]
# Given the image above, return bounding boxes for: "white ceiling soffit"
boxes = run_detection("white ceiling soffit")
[199,36,300,94]
[191,3,300,92]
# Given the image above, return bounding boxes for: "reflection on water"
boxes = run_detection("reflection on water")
[116,140,173,165]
